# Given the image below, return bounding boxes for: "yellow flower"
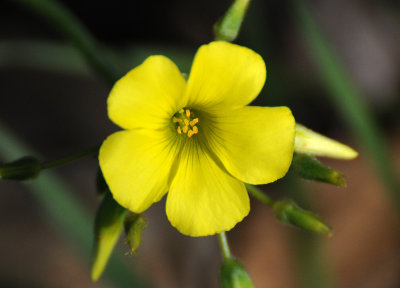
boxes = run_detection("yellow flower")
[99,41,295,237]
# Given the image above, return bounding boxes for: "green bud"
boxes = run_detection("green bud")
[124,213,147,255]
[91,192,128,282]
[292,154,346,187]
[273,200,332,236]
[220,257,254,288]
[214,0,251,42]
[0,156,41,180]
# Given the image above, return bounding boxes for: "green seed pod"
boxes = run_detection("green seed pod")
[91,192,128,282]
[214,0,251,42]
[220,257,254,288]
[124,213,147,255]
[292,154,346,187]
[273,200,332,236]
[0,156,41,180]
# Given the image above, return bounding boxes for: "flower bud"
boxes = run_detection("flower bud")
[0,156,41,180]
[124,213,147,255]
[292,154,346,187]
[295,124,358,159]
[273,200,332,236]
[91,192,128,282]
[214,0,250,42]
[220,257,254,288]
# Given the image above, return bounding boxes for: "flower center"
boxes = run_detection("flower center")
[172,108,199,138]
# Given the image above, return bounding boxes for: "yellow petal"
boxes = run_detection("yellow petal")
[99,129,181,213]
[108,56,186,130]
[207,106,295,185]
[185,41,266,112]
[295,124,358,159]
[166,141,249,237]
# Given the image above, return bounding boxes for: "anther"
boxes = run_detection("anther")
[186,109,191,117]
[173,117,181,123]
[187,130,194,138]
[177,127,182,134]
[189,118,199,126]
[182,126,189,134]
[184,119,189,126]
[192,126,198,134]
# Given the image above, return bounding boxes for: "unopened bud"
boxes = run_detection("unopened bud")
[124,213,147,255]
[273,200,332,236]
[292,154,346,187]
[295,124,358,160]
[91,193,128,282]
[220,257,254,288]
[0,156,41,180]
[214,0,251,42]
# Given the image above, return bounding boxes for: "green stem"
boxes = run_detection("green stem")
[40,145,99,170]
[9,0,120,85]
[218,232,232,259]
[245,184,275,207]
[293,0,400,211]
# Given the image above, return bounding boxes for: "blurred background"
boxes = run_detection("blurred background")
[0,0,399,287]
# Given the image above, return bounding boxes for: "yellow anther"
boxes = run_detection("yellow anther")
[189,118,199,126]
[184,119,189,126]
[173,117,181,123]
[192,126,198,134]
[185,109,191,117]
[182,126,189,134]
[187,129,194,138]
[177,126,182,134]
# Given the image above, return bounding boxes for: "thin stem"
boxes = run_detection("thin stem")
[40,145,99,170]
[245,184,275,207]
[10,0,120,85]
[218,232,232,259]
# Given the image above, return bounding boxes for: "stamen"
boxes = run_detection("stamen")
[189,118,199,126]
[172,108,199,138]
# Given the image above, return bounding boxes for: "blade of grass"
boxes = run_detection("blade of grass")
[0,122,147,288]
[9,0,120,84]
[293,0,400,211]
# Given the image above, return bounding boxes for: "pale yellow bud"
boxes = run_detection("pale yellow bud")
[294,124,358,160]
